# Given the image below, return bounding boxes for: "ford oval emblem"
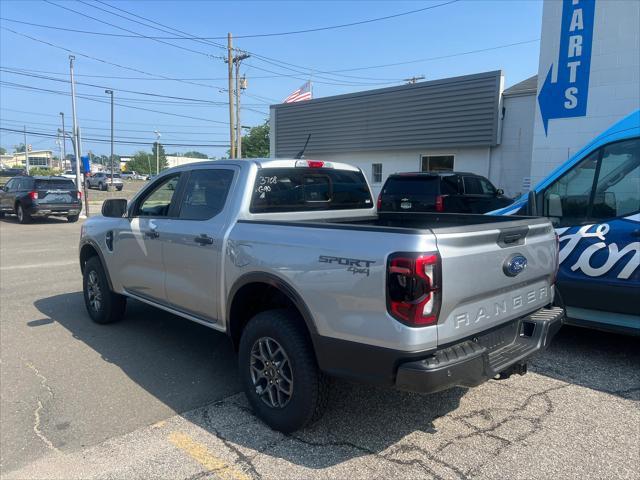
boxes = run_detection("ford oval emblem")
[504,254,527,277]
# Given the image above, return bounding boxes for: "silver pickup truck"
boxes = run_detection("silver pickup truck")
[79,159,564,432]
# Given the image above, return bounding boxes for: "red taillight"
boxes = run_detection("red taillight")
[376,193,382,210]
[387,252,441,326]
[28,191,38,200]
[307,160,324,168]
[435,195,444,212]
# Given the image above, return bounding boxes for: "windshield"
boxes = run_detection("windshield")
[383,176,439,195]
[35,179,76,190]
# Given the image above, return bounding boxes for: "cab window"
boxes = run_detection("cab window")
[178,169,234,220]
[134,174,180,217]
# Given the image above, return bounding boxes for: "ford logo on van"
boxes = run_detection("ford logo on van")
[504,254,527,277]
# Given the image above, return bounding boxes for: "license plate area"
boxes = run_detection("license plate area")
[400,201,412,209]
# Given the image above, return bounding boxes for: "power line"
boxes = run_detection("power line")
[62,1,407,85]
[0,68,269,107]
[3,1,459,40]
[0,81,231,124]
[0,127,229,147]
[0,108,230,128]
[0,26,225,90]
[43,0,224,59]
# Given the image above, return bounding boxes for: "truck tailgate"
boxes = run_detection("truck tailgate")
[433,219,557,346]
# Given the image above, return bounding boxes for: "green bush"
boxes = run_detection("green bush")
[28,167,63,176]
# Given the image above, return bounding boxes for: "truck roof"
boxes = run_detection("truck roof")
[165,158,361,173]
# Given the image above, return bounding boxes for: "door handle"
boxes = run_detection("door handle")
[194,234,214,246]
[144,229,159,239]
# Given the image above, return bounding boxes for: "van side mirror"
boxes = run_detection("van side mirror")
[496,188,504,196]
[547,193,563,218]
[102,198,128,218]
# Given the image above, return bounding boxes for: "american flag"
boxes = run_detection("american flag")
[283,81,312,103]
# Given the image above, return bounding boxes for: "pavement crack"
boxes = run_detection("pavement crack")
[25,361,59,452]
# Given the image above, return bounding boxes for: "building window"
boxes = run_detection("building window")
[421,155,454,172]
[372,163,383,183]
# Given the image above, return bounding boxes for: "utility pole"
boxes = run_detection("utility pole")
[234,52,250,158]
[403,75,425,84]
[78,127,89,216]
[105,89,114,189]
[154,130,161,175]
[69,55,84,216]
[23,126,29,174]
[227,33,236,158]
[59,112,66,168]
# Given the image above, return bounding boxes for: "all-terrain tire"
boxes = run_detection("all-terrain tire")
[238,309,329,432]
[83,256,126,324]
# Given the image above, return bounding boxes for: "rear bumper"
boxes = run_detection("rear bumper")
[395,306,564,393]
[29,204,81,217]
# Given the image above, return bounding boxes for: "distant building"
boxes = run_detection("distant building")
[7,150,55,168]
[165,155,210,168]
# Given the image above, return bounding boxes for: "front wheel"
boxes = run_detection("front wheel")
[83,257,126,324]
[238,309,329,432]
[99,182,106,191]
[67,214,79,223]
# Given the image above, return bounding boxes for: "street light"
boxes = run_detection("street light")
[105,89,114,189]
[154,130,161,175]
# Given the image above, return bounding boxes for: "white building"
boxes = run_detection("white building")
[270,0,639,198]
[165,155,210,169]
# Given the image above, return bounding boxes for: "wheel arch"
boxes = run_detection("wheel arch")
[79,240,114,290]
[226,272,318,352]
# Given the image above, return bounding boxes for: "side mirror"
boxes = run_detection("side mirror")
[496,188,504,196]
[526,190,539,216]
[102,198,128,218]
[547,193,563,218]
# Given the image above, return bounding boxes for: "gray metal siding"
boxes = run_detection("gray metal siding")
[272,71,502,157]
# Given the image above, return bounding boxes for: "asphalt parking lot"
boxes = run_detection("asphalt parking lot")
[1,216,639,479]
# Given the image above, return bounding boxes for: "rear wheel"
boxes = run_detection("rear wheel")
[99,182,106,191]
[0,211,5,218]
[68,214,79,223]
[116,186,123,191]
[16,204,31,224]
[83,256,126,324]
[238,309,329,432]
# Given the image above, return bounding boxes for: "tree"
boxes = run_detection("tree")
[125,149,167,174]
[240,122,269,158]
[14,143,26,153]
[182,151,208,159]
[0,147,6,155]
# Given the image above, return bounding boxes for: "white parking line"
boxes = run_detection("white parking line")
[0,261,77,271]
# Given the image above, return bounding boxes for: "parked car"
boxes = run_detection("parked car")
[0,168,25,178]
[377,172,513,214]
[80,159,562,432]
[0,175,81,223]
[121,171,144,180]
[490,110,639,335]
[61,170,78,183]
[86,172,124,191]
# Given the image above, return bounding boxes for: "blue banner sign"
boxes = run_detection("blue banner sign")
[81,155,90,174]
[538,0,596,135]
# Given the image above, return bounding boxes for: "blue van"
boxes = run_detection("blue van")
[491,110,639,335]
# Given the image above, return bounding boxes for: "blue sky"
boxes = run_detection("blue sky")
[0,0,543,158]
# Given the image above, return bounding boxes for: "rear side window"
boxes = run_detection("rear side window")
[382,176,439,196]
[250,168,372,213]
[35,179,76,190]
[179,169,234,220]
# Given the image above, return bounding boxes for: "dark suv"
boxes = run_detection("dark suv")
[377,172,513,214]
[0,175,82,223]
